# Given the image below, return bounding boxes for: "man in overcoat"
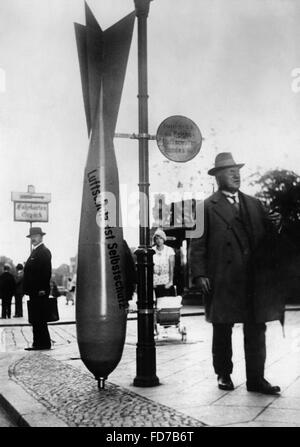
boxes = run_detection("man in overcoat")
[189,153,284,395]
[14,263,24,317]
[23,227,52,350]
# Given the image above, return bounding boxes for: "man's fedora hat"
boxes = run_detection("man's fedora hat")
[208,152,244,176]
[26,227,46,238]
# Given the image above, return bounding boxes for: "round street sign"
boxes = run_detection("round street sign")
[156,115,202,163]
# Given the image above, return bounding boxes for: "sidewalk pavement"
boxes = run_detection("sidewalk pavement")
[0,297,300,427]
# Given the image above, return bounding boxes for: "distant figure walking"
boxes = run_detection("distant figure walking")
[0,264,16,319]
[50,277,60,299]
[66,275,76,305]
[23,227,52,351]
[14,263,24,317]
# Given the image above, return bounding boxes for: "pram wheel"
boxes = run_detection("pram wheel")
[178,325,187,342]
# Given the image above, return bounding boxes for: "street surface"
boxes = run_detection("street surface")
[0,297,300,427]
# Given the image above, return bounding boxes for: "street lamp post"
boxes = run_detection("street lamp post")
[133,0,159,387]
[27,185,34,253]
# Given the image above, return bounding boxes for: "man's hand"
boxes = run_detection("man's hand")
[267,210,282,231]
[195,276,211,295]
[38,290,46,296]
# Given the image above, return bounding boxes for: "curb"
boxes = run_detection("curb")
[0,391,30,427]
[1,305,299,327]
[0,353,69,427]
[0,310,205,327]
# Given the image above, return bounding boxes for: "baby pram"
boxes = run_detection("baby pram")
[154,286,187,342]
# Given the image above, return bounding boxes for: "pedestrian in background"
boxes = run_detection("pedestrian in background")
[152,228,175,299]
[14,263,24,317]
[0,263,16,319]
[189,152,284,395]
[50,277,60,299]
[23,227,52,350]
[66,275,76,305]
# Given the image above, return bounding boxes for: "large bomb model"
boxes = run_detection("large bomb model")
[75,4,135,389]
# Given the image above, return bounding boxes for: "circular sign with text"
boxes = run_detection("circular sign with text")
[156,115,202,163]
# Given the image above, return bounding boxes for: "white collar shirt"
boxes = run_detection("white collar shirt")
[221,190,240,205]
[32,242,43,251]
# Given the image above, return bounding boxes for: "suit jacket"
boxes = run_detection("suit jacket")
[23,244,52,297]
[189,190,284,324]
[0,272,16,298]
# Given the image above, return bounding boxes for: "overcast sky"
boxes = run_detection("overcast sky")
[0,0,300,267]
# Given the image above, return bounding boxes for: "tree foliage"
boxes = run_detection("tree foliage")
[251,169,300,301]
[252,169,300,224]
[52,263,71,287]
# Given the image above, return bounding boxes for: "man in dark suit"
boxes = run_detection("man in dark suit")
[14,263,24,317]
[23,227,52,350]
[189,153,284,395]
[0,264,16,319]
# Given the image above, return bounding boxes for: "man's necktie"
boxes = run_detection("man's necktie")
[230,195,240,213]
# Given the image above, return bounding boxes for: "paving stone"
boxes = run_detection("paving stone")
[255,408,300,424]
[9,354,205,427]
[224,421,300,427]
[269,396,300,410]
[147,385,227,409]
[213,392,278,408]
[180,404,262,426]
[282,380,300,398]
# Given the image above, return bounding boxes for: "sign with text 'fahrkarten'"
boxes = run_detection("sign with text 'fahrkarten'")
[14,202,48,222]
[11,186,51,223]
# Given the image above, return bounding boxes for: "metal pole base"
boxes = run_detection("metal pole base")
[134,247,160,387]
[133,375,159,387]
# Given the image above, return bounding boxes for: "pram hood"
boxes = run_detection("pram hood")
[156,296,182,309]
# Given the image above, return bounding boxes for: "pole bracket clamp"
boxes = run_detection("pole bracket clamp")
[138,308,154,314]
